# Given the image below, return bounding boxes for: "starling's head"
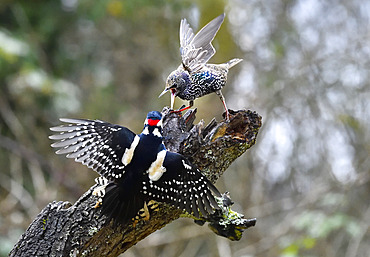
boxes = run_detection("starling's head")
[159,70,190,109]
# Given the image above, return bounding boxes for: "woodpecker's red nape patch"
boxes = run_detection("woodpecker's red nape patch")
[147,119,160,126]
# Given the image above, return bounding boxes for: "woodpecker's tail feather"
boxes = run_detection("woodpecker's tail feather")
[99,182,144,226]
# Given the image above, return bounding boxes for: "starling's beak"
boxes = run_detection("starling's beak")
[159,87,176,109]
[158,88,169,98]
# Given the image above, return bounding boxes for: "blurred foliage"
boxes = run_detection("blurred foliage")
[0,0,369,256]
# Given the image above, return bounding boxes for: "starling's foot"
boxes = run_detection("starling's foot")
[224,110,231,122]
[170,105,191,114]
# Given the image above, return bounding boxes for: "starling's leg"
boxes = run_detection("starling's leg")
[171,100,194,113]
[178,105,186,110]
[215,90,230,121]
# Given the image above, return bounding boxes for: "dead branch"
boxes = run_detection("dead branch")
[9,108,261,257]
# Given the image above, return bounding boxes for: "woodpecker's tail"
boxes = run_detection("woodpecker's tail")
[226,58,243,69]
[99,182,144,226]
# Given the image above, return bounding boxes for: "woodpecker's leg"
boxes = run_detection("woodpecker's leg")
[171,100,194,114]
[92,177,108,208]
[94,198,103,208]
[142,201,150,221]
[147,200,159,212]
[132,201,152,228]
[215,90,230,121]
[132,217,139,228]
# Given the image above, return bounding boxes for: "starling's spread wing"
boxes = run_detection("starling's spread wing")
[50,118,136,181]
[180,13,225,73]
[144,152,221,218]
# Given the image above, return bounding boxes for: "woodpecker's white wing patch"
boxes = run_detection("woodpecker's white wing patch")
[147,150,167,181]
[121,135,140,166]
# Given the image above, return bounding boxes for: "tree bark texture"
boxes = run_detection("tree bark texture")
[9,108,262,257]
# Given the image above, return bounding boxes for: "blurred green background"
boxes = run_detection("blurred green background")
[0,0,369,256]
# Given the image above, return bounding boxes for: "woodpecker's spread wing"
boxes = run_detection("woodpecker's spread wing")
[49,118,136,181]
[144,152,221,218]
[180,13,225,73]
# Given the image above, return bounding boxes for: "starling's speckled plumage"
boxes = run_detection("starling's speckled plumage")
[159,13,242,120]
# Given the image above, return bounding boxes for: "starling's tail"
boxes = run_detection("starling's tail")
[226,58,243,69]
[99,182,144,226]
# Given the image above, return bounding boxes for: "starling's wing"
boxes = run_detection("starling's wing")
[145,152,221,218]
[180,13,225,73]
[49,118,136,181]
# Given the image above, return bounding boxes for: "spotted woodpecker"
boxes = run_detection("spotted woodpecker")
[49,111,220,225]
[159,13,242,120]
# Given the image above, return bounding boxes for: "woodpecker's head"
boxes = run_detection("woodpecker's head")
[142,111,163,137]
[145,111,162,126]
[159,70,190,109]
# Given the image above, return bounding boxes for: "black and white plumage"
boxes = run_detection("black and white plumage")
[159,13,242,120]
[50,111,220,225]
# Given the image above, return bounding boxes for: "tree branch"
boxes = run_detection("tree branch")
[9,108,262,257]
